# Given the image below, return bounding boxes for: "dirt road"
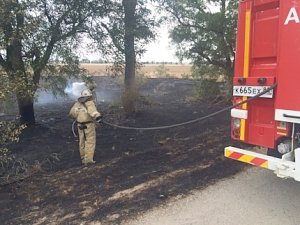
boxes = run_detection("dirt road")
[123,167,300,225]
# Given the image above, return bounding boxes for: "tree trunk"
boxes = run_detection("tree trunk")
[4,10,37,125]
[7,52,36,125]
[16,93,35,125]
[122,0,137,113]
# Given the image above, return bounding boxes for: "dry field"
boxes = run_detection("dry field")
[80,63,193,78]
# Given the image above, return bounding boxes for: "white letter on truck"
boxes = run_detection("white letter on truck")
[285,7,300,25]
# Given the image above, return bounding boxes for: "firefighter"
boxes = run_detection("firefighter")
[69,89,102,165]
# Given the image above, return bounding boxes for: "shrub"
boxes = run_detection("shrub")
[194,79,221,101]
[0,70,26,168]
[155,64,170,78]
[0,121,25,166]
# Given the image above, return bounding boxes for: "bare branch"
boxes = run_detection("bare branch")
[42,0,53,26]
[101,22,125,54]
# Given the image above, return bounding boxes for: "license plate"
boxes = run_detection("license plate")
[233,86,273,98]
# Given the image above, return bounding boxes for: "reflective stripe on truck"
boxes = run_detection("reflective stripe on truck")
[225,146,300,181]
[240,10,251,141]
[225,147,269,168]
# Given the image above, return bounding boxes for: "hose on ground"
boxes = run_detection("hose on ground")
[102,84,277,131]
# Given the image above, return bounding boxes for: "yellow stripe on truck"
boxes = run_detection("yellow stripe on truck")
[225,149,233,158]
[240,119,246,141]
[240,10,251,141]
[225,147,269,169]
[260,161,269,169]
[243,11,251,79]
[239,154,255,164]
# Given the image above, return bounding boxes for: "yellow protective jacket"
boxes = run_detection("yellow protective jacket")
[69,99,101,123]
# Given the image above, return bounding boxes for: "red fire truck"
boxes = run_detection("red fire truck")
[225,0,300,181]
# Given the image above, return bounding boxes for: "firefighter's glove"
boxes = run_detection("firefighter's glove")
[96,116,103,124]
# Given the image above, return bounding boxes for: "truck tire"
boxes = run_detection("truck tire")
[267,148,282,158]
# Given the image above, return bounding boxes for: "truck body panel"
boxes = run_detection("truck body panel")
[227,0,300,181]
[232,0,300,149]
[275,0,300,123]
[233,0,280,149]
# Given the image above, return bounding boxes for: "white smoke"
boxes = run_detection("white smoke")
[64,82,86,99]
[63,80,117,103]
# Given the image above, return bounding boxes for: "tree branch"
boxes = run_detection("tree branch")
[38,5,88,70]
[101,22,125,53]
[164,7,222,35]
[42,0,53,26]
[197,51,226,69]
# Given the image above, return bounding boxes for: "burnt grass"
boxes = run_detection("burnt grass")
[0,77,247,225]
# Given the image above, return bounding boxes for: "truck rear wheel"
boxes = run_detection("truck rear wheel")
[267,148,282,158]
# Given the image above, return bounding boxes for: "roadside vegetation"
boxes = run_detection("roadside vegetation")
[0,70,26,181]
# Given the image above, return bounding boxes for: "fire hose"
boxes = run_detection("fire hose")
[100,84,277,131]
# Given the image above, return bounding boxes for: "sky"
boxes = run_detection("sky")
[84,24,179,63]
[141,25,179,63]
[140,3,219,63]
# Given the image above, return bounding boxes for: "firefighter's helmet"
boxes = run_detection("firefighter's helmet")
[81,89,92,97]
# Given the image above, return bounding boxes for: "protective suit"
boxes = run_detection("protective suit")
[69,89,102,165]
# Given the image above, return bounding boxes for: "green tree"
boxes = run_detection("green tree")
[158,0,238,82]
[89,0,156,112]
[0,0,157,122]
[0,0,108,124]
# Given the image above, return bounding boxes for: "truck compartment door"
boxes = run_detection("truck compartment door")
[275,1,300,124]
